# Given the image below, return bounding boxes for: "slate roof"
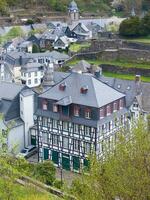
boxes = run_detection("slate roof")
[136,82,150,112]
[0,81,25,121]
[99,76,139,108]
[5,50,70,66]
[0,81,24,100]
[68,0,79,11]
[39,73,125,108]
[71,60,91,73]
[21,60,44,73]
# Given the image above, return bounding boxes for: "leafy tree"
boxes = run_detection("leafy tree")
[119,16,141,37]
[139,12,150,36]
[70,118,150,200]
[6,26,24,41]
[32,44,40,53]
[0,0,7,14]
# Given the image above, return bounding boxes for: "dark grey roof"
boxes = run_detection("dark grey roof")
[40,73,125,108]
[21,60,44,73]
[5,50,70,67]
[68,0,79,11]
[71,60,91,73]
[0,81,24,100]
[136,82,150,112]
[21,89,35,97]
[99,76,140,108]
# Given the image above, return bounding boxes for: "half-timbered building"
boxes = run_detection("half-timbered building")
[34,72,128,171]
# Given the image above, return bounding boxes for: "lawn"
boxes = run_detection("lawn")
[128,35,150,44]
[66,58,150,82]
[69,42,91,53]
[103,72,150,82]
[68,59,150,69]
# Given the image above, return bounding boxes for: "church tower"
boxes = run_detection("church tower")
[68,0,79,23]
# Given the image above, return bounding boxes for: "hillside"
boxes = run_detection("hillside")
[0,0,150,17]
[0,0,113,16]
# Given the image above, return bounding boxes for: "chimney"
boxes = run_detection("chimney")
[80,85,88,94]
[135,75,141,83]
[19,56,23,65]
[59,82,66,91]
[94,67,102,79]
[42,62,54,87]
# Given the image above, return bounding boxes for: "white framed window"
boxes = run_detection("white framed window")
[119,99,124,109]
[85,108,91,119]
[113,102,117,112]
[53,120,57,129]
[85,142,91,154]
[100,108,104,119]
[53,104,58,112]
[53,135,58,146]
[43,117,47,127]
[106,105,111,116]
[42,100,48,110]
[34,78,38,84]
[63,137,69,149]
[34,72,37,76]
[85,126,90,136]
[28,79,31,85]
[28,72,31,78]
[73,139,80,151]
[74,106,80,116]
[63,121,68,131]
[74,124,78,133]
[42,132,48,143]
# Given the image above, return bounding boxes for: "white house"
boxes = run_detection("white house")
[21,59,45,88]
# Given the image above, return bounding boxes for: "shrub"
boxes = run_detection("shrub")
[34,161,56,185]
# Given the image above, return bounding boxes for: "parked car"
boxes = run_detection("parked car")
[16,145,38,159]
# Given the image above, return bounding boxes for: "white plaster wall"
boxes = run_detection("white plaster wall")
[20,93,34,147]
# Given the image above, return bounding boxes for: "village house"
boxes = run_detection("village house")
[33,72,128,171]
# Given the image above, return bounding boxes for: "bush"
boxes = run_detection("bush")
[34,161,56,185]
[119,16,141,37]
[32,44,40,53]
[53,179,63,189]
[26,19,34,25]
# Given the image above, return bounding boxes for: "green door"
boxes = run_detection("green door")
[62,154,70,171]
[43,148,49,160]
[52,151,59,165]
[31,135,36,146]
[73,156,80,171]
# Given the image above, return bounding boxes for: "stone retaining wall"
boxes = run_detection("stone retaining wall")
[100,64,150,77]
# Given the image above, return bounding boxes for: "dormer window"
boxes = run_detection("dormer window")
[59,82,66,91]
[42,99,48,110]
[74,106,80,116]
[85,108,91,119]
[80,85,88,94]
[119,99,124,109]
[53,104,58,112]
[100,108,104,119]
[106,105,111,116]
[113,102,118,112]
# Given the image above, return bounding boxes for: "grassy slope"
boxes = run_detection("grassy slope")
[68,59,150,69]
[67,59,150,82]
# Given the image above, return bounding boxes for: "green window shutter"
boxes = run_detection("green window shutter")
[62,154,70,171]
[43,148,49,160]
[52,151,59,165]
[73,156,80,171]
[31,135,36,146]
